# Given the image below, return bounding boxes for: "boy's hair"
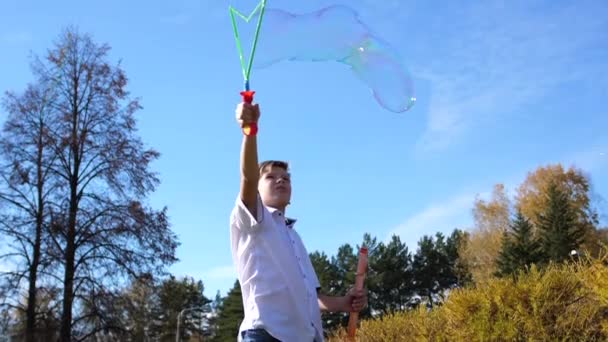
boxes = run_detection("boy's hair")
[259,160,289,175]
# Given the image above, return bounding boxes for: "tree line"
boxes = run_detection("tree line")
[211,164,607,340]
[463,164,606,283]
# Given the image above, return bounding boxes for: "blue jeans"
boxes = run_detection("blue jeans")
[241,329,281,342]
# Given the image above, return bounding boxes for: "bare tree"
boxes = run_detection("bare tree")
[0,80,60,342]
[0,26,179,341]
[44,26,178,342]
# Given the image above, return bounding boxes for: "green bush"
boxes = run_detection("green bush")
[329,252,608,341]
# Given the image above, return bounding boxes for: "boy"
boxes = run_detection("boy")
[230,100,367,341]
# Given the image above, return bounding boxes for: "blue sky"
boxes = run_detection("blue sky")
[1,0,607,299]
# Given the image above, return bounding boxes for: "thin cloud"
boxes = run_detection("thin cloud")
[387,142,608,251]
[566,145,608,175]
[1,31,32,44]
[160,13,192,25]
[561,143,608,224]
[202,265,236,280]
[159,0,218,25]
[386,192,479,250]
[411,1,608,152]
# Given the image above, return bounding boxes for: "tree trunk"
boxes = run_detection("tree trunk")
[25,222,42,342]
[59,195,77,342]
[25,231,41,342]
[60,97,80,342]
[26,127,46,342]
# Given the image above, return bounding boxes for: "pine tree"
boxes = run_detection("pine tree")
[153,275,211,341]
[495,211,541,277]
[309,250,343,332]
[495,230,516,277]
[372,235,414,314]
[511,211,542,269]
[213,280,244,341]
[537,181,586,264]
[204,291,223,339]
[412,233,457,308]
[444,229,473,288]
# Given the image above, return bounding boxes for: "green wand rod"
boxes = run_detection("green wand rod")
[229,0,267,136]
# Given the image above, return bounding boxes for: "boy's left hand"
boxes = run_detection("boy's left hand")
[344,287,368,312]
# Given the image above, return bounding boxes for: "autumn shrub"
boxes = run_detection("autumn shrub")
[328,251,608,342]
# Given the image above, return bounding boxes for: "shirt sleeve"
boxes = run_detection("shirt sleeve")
[306,255,322,292]
[312,269,321,292]
[230,193,267,232]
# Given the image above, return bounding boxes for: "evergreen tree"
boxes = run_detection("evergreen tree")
[495,211,542,277]
[445,229,473,287]
[332,244,358,290]
[412,233,457,308]
[510,211,542,271]
[326,244,357,328]
[372,235,414,314]
[495,230,517,277]
[213,280,244,341]
[205,290,223,338]
[310,234,378,333]
[153,275,211,341]
[310,251,339,295]
[309,251,343,332]
[355,234,380,320]
[119,274,158,341]
[537,181,586,264]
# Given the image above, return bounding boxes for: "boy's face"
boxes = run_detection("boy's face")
[258,165,291,210]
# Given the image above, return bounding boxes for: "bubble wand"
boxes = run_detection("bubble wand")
[229,0,267,136]
[347,246,368,340]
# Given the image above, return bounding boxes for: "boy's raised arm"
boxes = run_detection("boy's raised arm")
[236,102,261,218]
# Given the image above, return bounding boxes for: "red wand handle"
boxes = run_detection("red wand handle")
[240,90,258,136]
[347,246,368,340]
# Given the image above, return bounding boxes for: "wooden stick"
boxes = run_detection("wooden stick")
[347,246,368,340]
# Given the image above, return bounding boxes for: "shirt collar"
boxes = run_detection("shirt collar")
[267,206,297,229]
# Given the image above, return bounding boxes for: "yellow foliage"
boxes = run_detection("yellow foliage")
[328,307,447,342]
[515,163,604,257]
[516,163,591,229]
[460,184,510,284]
[328,252,608,342]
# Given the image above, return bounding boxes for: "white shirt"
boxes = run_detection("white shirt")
[230,194,324,342]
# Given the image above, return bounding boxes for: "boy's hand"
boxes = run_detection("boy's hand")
[235,102,260,130]
[344,287,368,312]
